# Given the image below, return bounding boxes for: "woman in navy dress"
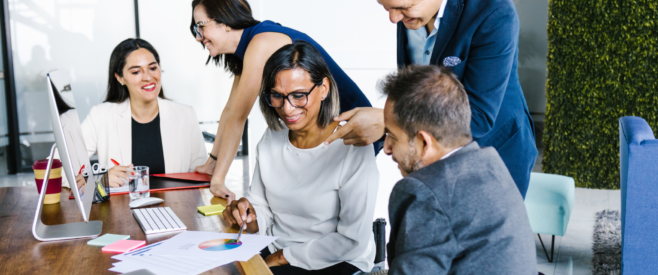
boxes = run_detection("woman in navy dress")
[189,0,373,202]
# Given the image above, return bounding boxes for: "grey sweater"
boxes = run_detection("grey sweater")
[387,142,537,274]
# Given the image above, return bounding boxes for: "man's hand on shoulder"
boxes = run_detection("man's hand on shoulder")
[324,107,385,146]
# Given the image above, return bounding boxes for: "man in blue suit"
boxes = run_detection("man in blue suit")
[377,0,538,198]
[324,0,536,198]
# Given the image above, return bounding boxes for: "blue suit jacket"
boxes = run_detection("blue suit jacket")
[397,0,537,198]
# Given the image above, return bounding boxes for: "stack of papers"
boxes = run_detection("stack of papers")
[109,231,277,274]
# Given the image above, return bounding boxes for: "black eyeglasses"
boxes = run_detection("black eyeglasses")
[193,20,211,39]
[264,83,318,108]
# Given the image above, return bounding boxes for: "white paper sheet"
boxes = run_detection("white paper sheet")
[111,255,220,275]
[110,260,175,274]
[147,231,277,261]
[109,231,277,274]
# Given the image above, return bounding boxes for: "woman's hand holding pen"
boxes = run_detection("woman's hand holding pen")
[74,174,86,189]
[223,197,258,234]
[75,165,87,187]
[108,163,133,188]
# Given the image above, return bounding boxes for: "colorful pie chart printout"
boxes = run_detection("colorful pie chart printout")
[198,239,242,251]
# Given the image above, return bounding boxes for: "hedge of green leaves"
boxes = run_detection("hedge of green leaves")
[543,0,658,189]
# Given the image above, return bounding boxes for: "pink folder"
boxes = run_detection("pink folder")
[151,172,211,182]
[101,240,146,253]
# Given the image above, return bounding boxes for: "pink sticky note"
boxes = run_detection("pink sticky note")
[101,239,146,254]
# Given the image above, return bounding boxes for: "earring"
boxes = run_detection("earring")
[226,27,231,32]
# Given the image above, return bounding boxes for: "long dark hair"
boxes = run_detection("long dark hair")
[190,0,259,75]
[259,41,340,131]
[104,38,166,103]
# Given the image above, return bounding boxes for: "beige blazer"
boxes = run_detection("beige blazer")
[62,98,207,188]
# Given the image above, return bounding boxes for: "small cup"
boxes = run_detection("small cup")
[33,159,63,204]
[127,166,149,201]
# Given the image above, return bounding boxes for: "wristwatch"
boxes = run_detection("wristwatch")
[208,153,218,161]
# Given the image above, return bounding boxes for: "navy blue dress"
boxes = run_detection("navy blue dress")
[233,20,372,114]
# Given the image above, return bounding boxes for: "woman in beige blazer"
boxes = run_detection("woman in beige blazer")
[82,97,207,187]
[73,38,207,188]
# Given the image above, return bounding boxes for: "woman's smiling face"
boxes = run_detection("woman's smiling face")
[115,48,162,103]
[193,5,231,57]
[271,68,328,132]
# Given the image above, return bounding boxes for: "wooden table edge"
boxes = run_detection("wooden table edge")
[240,255,273,275]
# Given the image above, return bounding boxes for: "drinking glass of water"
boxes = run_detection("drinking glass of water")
[127,166,149,200]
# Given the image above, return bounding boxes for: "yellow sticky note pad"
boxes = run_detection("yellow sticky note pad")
[197,204,226,216]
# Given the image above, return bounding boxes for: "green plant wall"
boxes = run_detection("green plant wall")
[543,0,658,189]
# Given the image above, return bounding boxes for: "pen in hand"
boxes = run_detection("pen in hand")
[236,208,250,243]
[110,158,130,186]
[70,165,86,200]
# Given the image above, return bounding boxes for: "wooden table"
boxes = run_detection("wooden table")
[0,186,272,275]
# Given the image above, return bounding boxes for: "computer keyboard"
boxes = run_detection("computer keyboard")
[133,207,187,235]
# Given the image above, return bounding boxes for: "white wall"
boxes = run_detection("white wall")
[6,0,406,235]
[252,0,397,106]
[138,0,399,182]
[138,0,233,123]
[8,0,135,149]
[8,0,397,140]
[8,0,401,201]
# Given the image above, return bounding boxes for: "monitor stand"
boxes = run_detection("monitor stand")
[32,144,102,241]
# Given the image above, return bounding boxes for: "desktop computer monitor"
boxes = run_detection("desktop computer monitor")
[32,69,101,241]
[47,69,95,220]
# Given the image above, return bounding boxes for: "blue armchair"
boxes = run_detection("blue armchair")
[619,116,658,274]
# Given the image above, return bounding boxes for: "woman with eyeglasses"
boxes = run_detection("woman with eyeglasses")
[222,42,379,275]
[190,0,375,202]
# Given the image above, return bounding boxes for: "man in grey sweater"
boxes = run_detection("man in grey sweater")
[381,65,537,274]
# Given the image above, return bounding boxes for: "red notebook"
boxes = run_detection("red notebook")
[151,172,211,182]
[109,176,210,196]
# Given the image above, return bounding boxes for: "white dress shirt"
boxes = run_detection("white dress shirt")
[441,146,463,160]
[246,127,379,272]
[406,0,449,65]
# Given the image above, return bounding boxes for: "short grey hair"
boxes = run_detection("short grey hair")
[380,65,472,147]
[259,41,340,131]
